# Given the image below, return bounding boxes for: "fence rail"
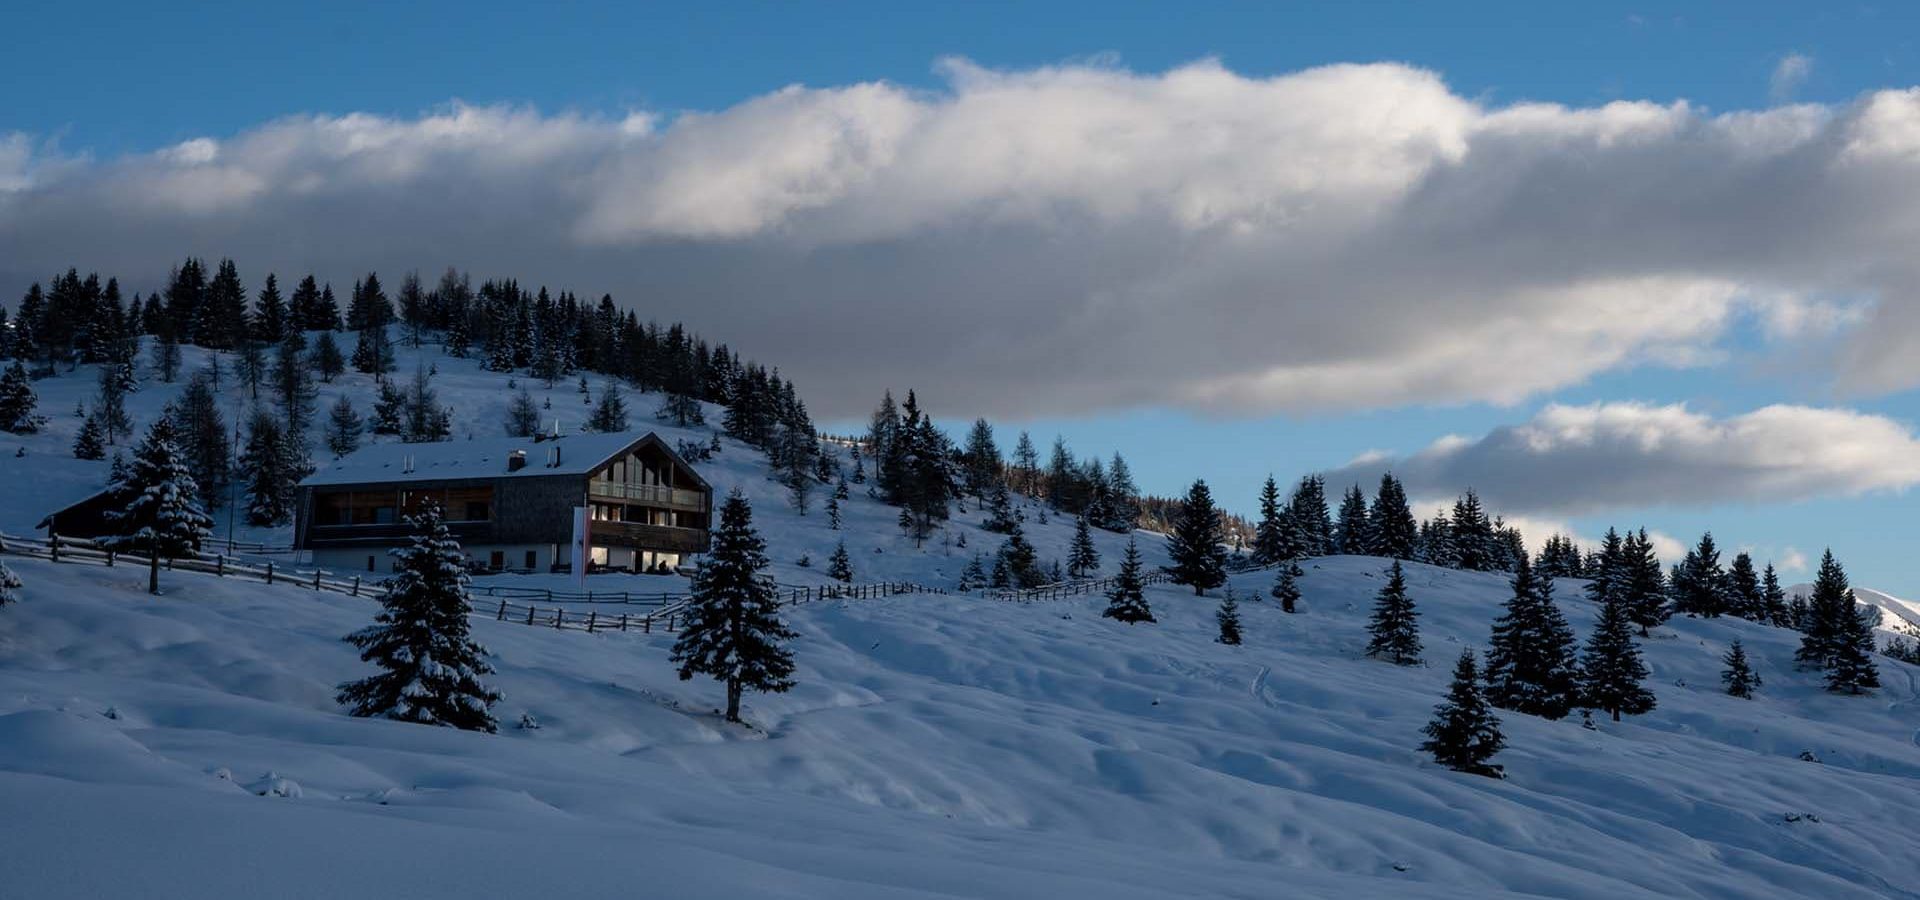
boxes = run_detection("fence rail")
[0,532,945,636]
[984,569,1175,602]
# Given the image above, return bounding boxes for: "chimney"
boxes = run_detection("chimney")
[507,450,527,473]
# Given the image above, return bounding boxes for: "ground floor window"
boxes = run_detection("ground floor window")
[489,550,504,570]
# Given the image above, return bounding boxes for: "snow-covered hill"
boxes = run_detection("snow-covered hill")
[3,339,1919,899]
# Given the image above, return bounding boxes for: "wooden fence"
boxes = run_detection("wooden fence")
[985,569,1174,603]
[0,532,945,636]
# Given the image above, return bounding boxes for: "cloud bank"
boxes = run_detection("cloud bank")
[1325,402,1920,517]
[6,59,1920,417]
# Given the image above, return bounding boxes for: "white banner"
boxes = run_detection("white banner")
[571,505,589,588]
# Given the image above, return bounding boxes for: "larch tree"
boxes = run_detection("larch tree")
[586,381,629,433]
[1365,560,1422,665]
[337,505,501,732]
[671,491,798,723]
[325,395,364,458]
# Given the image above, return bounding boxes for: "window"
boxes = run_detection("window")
[314,492,351,526]
[366,555,375,572]
[489,550,504,570]
[524,550,537,571]
[444,487,494,522]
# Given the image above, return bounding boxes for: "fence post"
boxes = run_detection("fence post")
[526,605,537,626]
[586,611,597,634]
[618,614,628,633]
[265,561,274,585]
[49,533,59,563]
[313,570,322,591]
[352,576,360,597]
[643,615,652,634]
[497,600,508,621]
[216,555,225,577]
[105,550,114,567]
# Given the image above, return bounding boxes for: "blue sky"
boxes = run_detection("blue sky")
[5,2,1919,593]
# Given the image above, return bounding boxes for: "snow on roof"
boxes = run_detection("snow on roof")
[300,431,664,487]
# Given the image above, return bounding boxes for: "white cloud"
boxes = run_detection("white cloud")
[1778,546,1810,573]
[9,61,1920,416]
[1328,401,1920,517]
[1771,52,1813,103]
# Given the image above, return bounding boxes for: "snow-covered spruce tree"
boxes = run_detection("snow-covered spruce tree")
[1484,557,1582,720]
[351,324,395,375]
[1795,549,1881,694]
[1215,589,1243,645]
[370,378,406,435]
[401,367,451,443]
[1727,551,1763,621]
[825,496,841,530]
[1670,531,1729,618]
[1421,649,1505,778]
[93,362,132,444]
[1761,563,1792,628]
[0,360,46,434]
[671,491,798,723]
[1289,476,1334,557]
[98,416,213,594]
[240,410,298,527]
[1584,528,1627,609]
[1722,640,1759,699]
[337,505,500,732]
[981,482,1019,534]
[1624,529,1670,636]
[1252,475,1289,566]
[325,395,364,458]
[1102,538,1155,624]
[1333,483,1370,556]
[1365,560,1422,665]
[172,372,231,512]
[1271,562,1302,613]
[827,540,853,583]
[0,558,21,606]
[72,414,106,460]
[1580,588,1655,722]
[997,522,1045,589]
[962,418,1002,500]
[1167,479,1227,595]
[586,381,629,433]
[957,553,987,592]
[1449,490,1497,571]
[656,390,704,428]
[1068,516,1101,579]
[1367,473,1419,560]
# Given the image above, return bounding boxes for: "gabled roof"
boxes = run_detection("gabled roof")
[300,430,705,488]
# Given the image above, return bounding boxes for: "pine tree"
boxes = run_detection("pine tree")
[253,273,290,345]
[371,378,406,436]
[586,382,629,432]
[326,395,364,457]
[1421,650,1505,778]
[1334,483,1370,555]
[1484,558,1582,720]
[1450,490,1496,571]
[401,368,451,443]
[172,374,230,512]
[827,540,853,583]
[1827,595,1882,696]
[1367,474,1418,559]
[1167,479,1227,595]
[1722,640,1759,699]
[1364,560,1422,664]
[981,482,1019,534]
[0,361,45,433]
[93,362,132,445]
[1290,476,1334,556]
[1584,528,1627,610]
[1624,529,1669,635]
[1271,563,1302,613]
[825,496,841,530]
[1102,538,1155,624]
[1068,516,1101,578]
[1215,590,1243,645]
[505,388,541,437]
[0,559,20,606]
[336,505,500,731]
[352,324,394,375]
[272,333,317,435]
[671,491,798,723]
[97,417,213,594]
[1580,589,1656,721]
[72,414,106,460]
[962,418,1002,499]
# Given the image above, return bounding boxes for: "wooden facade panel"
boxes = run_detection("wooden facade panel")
[590,521,711,555]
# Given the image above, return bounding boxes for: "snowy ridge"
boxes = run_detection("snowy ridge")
[2,339,1919,898]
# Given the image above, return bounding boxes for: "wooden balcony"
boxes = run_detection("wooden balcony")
[588,521,711,554]
[587,481,708,510]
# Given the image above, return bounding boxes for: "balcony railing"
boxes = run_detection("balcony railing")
[587,481,706,509]
[588,521,710,554]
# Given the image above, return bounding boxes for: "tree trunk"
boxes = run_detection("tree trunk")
[148,550,160,595]
[725,679,742,723]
